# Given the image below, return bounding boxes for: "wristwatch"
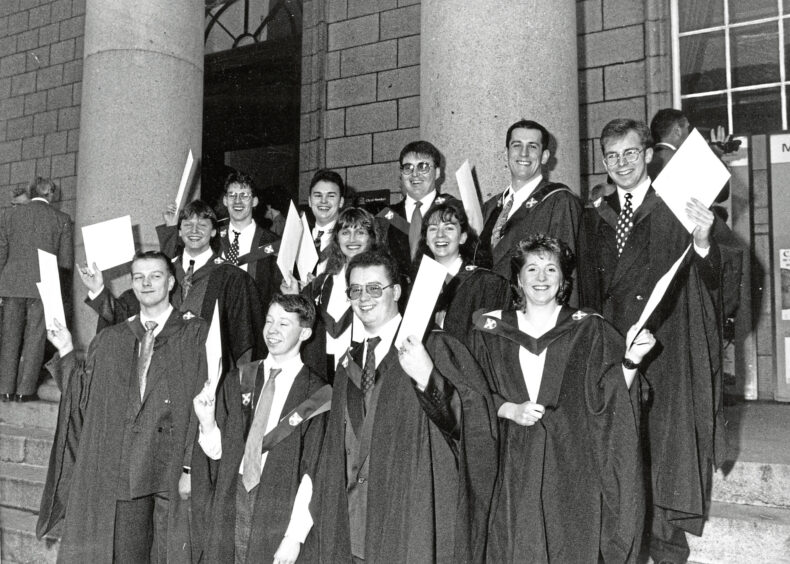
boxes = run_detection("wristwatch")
[621,357,639,370]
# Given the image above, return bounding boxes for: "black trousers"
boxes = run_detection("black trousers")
[113,492,169,563]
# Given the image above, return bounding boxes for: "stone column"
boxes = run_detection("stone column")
[420,0,580,199]
[72,1,204,347]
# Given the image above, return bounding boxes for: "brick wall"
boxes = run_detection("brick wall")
[300,0,420,202]
[0,0,84,218]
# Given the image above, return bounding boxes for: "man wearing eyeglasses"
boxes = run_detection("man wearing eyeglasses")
[312,250,497,564]
[480,119,582,281]
[577,118,723,564]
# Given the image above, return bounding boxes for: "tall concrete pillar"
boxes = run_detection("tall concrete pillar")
[420,0,580,199]
[73,1,204,346]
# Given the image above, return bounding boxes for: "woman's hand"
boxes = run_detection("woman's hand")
[498,401,545,427]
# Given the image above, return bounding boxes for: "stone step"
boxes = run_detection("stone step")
[0,506,58,564]
[688,501,790,563]
[712,461,790,507]
[0,401,59,431]
[0,461,47,513]
[0,424,55,466]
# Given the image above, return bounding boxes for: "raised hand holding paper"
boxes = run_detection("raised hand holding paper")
[296,212,319,277]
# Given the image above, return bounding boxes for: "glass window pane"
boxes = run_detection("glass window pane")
[680,32,727,94]
[729,0,777,24]
[732,88,782,134]
[731,22,780,87]
[679,0,724,32]
[784,18,790,80]
[682,94,728,133]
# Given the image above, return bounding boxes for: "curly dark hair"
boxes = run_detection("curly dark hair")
[324,207,381,275]
[510,233,575,308]
[345,250,400,288]
[413,198,491,270]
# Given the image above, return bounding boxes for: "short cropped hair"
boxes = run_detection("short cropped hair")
[29,176,57,199]
[131,250,176,278]
[309,169,346,199]
[506,119,550,149]
[269,292,316,329]
[346,250,400,288]
[600,118,652,154]
[650,108,687,144]
[178,200,219,231]
[223,171,257,196]
[399,140,441,168]
[510,233,575,308]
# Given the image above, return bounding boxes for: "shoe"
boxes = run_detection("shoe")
[14,393,38,402]
[1,393,12,402]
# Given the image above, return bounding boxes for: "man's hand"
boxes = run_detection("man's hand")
[686,197,714,249]
[47,318,73,356]
[164,203,178,227]
[193,380,217,434]
[273,536,301,564]
[397,335,433,389]
[77,262,104,294]
[626,325,657,365]
[498,401,545,427]
[178,472,191,500]
[279,272,300,295]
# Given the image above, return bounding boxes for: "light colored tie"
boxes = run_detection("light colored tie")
[228,230,240,265]
[137,321,158,400]
[616,193,634,256]
[242,367,281,491]
[491,194,514,248]
[409,201,422,259]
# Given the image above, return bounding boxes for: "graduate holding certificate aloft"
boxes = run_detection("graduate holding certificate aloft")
[471,235,655,563]
[412,198,511,346]
[312,250,497,564]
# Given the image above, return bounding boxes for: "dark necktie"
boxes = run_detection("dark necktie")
[314,229,324,252]
[616,192,634,256]
[228,230,240,265]
[361,336,381,397]
[409,201,422,259]
[242,367,281,491]
[491,193,514,248]
[182,259,195,301]
[137,320,158,400]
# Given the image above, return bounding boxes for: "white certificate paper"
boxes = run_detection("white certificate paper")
[395,256,446,348]
[456,159,484,234]
[276,202,304,280]
[174,149,194,216]
[36,250,65,330]
[296,212,319,278]
[652,128,731,233]
[205,301,223,392]
[82,215,135,271]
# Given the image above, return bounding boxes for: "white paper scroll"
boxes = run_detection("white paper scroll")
[456,159,484,234]
[276,202,304,280]
[82,215,135,271]
[205,301,222,392]
[296,212,319,278]
[652,128,731,233]
[395,255,446,348]
[174,149,195,217]
[36,250,65,330]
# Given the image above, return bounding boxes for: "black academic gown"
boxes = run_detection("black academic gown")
[471,307,642,563]
[312,331,498,564]
[193,361,329,563]
[577,188,725,536]
[37,311,208,563]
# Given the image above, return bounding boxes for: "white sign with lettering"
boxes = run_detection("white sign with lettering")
[770,134,790,164]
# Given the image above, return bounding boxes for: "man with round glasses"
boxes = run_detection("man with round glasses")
[312,250,497,563]
[577,118,723,564]
[480,119,582,283]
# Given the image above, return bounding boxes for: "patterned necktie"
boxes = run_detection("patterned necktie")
[182,259,195,301]
[409,201,423,259]
[314,229,324,252]
[242,367,281,491]
[137,321,158,400]
[228,230,240,265]
[616,192,634,256]
[361,336,381,397]
[491,193,514,248]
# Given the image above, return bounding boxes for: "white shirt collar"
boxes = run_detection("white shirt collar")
[362,313,402,368]
[405,192,437,221]
[139,305,174,338]
[617,177,651,211]
[442,256,463,277]
[264,353,304,376]
[504,175,543,218]
[182,246,214,272]
[313,219,336,237]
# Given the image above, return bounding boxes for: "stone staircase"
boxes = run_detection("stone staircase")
[0,399,788,563]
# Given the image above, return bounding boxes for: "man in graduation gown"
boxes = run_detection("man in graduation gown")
[479,119,582,281]
[312,250,498,563]
[83,199,264,367]
[37,251,208,563]
[577,118,724,564]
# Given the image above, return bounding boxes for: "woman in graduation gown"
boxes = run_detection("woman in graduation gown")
[284,207,382,381]
[470,234,655,563]
[413,198,511,344]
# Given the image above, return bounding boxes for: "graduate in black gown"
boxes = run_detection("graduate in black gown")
[413,198,511,345]
[471,234,656,563]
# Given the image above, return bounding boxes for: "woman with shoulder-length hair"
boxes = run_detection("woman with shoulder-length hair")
[470,233,655,563]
